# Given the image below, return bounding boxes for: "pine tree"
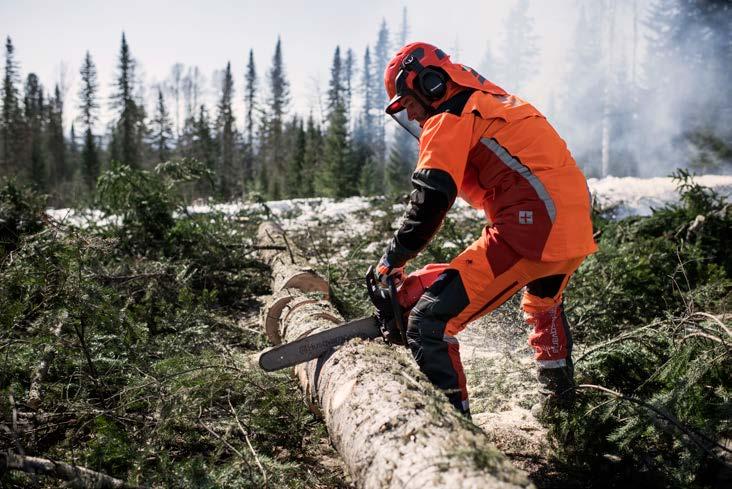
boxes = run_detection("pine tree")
[192,104,215,195]
[243,49,257,187]
[1,37,23,175]
[317,46,353,198]
[302,113,321,197]
[344,48,355,121]
[558,4,605,177]
[389,9,418,194]
[151,87,174,163]
[24,74,46,189]
[262,37,290,198]
[285,117,306,197]
[498,0,540,93]
[68,123,79,181]
[46,84,66,187]
[360,46,375,145]
[169,63,183,138]
[110,33,142,167]
[371,20,391,173]
[215,62,237,199]
[78,51,100,189]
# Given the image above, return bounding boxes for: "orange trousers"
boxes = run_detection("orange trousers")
[405,225,587,415]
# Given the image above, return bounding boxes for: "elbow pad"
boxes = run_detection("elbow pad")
[386,168,457,267]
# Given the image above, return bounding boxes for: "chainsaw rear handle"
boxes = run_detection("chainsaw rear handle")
[387,277,408,345]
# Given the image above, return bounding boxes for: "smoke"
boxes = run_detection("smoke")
[480,0,731,178]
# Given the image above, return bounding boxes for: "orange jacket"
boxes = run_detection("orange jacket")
[416,91,597,261]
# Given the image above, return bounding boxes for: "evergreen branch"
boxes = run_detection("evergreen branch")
[0,451,140,488]
[577,384,732,460]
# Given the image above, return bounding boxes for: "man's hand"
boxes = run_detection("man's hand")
[374,255,405,288]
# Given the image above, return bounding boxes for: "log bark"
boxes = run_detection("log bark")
[0,452,138,488]
[257,222,532,489]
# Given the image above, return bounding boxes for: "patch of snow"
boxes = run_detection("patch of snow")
[46,175,732,229]
[588,175,732,218]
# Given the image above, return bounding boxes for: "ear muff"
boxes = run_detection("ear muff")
[401,54,447,101]
[416,68,446,100]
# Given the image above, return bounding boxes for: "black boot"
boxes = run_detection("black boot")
[531,361,576,423]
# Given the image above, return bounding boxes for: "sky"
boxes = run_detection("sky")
[1,0,649,126]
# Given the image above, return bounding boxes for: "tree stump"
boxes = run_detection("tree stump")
[257,221,532,489]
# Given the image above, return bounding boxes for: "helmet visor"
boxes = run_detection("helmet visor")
[385,67,412,114]
[389,110,421,141]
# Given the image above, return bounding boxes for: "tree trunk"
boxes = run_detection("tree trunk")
[257,221,532,489]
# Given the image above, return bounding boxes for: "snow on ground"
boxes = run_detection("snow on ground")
[588,174,732,218]
[47,175,732,229]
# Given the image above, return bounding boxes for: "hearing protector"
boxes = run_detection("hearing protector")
[400,54,447,101]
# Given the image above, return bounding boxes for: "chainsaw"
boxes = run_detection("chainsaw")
[258,263,448,372]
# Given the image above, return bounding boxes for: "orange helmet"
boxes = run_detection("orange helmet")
[384,42,507,114]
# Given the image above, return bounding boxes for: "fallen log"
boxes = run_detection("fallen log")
[257,221,532,489]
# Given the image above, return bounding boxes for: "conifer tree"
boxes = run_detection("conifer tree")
[215,62,237,199]
[360,46,375,145]
[1,37,23,175]
[78,51,100,189]
[151,87,174,163]
[498,0,540,93]
[169,62,183,138]
[68,123,79,181]
[24,74,46,189]
[389,8,418,194]
[192,104,215,195]
[302,113,321,197]
[46,84,66,186]
[263,37,290,198]
[243,49,257,187]
[344,48,355,121]
[285,117,306,197]
[316,47,352,197]
[372,20,391,173]
[110,33,142,167]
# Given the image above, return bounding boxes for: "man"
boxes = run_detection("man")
[374,42,597,418]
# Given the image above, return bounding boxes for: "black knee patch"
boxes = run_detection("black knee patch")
[527,274,566,299]
[409,269,470,333]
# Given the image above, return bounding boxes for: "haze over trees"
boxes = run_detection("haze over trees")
[1,1,730,206]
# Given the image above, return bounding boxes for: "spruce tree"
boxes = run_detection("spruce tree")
[110,33,141,167]
[1,37,23,175]
[285,116,306,197]
[389,9,418,194]
[263,37,290,198]
[360,46,375,145]
[151,87,174,163]
[317,46,352,198]
[243,49,257,187]
[192,104,215,195]
[558,4,604,177]
[68,123,79,181]
[78,51,100,189]
[46,84,66,187]
[215,62,237,199]
[371,20,391,173]
[24,74,46,189]
[498,0,540,93]
[302,113,321,197]
[169,63,183,138]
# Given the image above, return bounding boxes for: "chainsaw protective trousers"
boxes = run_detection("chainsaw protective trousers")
[407,225,586,415]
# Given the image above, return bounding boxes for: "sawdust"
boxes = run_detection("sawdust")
[458,302,580,488]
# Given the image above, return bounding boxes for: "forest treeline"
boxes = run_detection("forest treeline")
[1,1,731,207]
